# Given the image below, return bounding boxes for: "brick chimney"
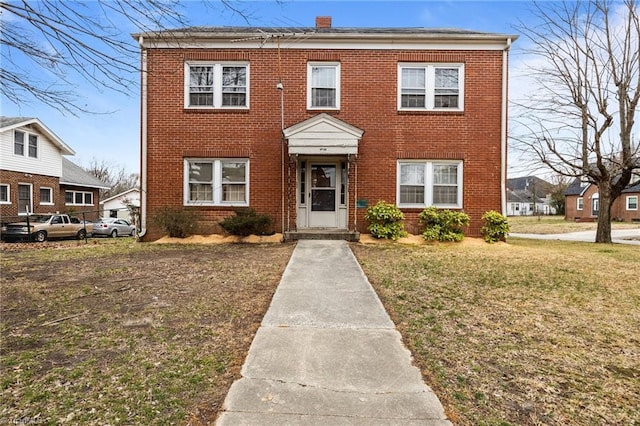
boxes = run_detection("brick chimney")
[316,16,332,29]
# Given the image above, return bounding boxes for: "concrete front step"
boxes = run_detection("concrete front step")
[284,230,360,242]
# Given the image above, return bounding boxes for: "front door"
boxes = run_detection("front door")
[309,164,337,227]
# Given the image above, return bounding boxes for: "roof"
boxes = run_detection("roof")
[506,189,544,204]
[507,176,553,194]
[0,116,75,156]
[564,178,591,196]
[134,25,518,47]
[622,180,640,193]
[100,188,140,204]
[61,158,111,190]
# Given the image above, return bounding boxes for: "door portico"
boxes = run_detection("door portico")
[283,114,363,231]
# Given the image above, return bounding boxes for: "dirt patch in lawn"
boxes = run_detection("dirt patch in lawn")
[0,239,294,425]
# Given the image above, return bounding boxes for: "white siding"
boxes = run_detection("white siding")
[0,127,63,177]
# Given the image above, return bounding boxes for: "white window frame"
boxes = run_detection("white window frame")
[65,190,94,206]
[307,62,341,110]
[397,160,463,209]
[40,187,54,205]
[184,61,249,109]
[577,197,584,211]
[183,158,249,206]
[17,183,32,215]
[398,63,464,111]
[626,195,638,211]
[0,184,10,204]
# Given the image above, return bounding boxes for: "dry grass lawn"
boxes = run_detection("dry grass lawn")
[508,215,639,234]
[0,238,294,425]
[352,238,640,425]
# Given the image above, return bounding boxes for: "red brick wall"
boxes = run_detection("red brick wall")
[0,170,101,221]
[143,47,506,239]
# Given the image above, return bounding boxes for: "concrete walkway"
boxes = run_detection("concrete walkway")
[216,240,451,425]
[510,228,640,245]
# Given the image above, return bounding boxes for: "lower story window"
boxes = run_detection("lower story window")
[184,158,249,206]
[65,190,93,206]
[40,187,53,204]
[627,195,638,210]
[0,184,9,204]
[397,160,463,208]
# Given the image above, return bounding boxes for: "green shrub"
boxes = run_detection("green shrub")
[151,207,200,238]
[219,208,273,237]
[364,201,408,240]
[418,207,470,242]
[481,210,509,243]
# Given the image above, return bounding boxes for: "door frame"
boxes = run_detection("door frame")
[296,157,348,229]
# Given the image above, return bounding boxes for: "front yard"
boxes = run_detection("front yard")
[1,235,638,425]
[353,238,640,425]
[0,239,294,425]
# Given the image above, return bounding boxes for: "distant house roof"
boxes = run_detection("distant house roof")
[507,176,553,194]
[100,188,140,205]
[0,116,75,156]
[507,189,544,203]
[622,180,640,193]
[61,158,110,190]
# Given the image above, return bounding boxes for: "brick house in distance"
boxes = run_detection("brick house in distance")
[134,17,517,241]
[564,178,640,222]
[0,117,109,221]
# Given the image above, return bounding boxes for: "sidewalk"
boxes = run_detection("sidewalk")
[510,228,640,245]
[216,240,452,425]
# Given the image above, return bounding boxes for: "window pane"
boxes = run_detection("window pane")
[28,135,38,158]
[222,66,247,106]
[222,184,246,202]
[312,165,335,188]
[400,185,424,204]
[312,67,336,87]
[400,164,424,185]
[189,66,214,106]
[0,185,7,202]
[312,88,336,107]
[84,193,93,204]
[402,68,425,88]
[40,188,51,203]
[14,131,24,155]
[434,68,459,108]
[629,196,638,210]
[189,162,213,182]
[433,165,458,185]
[433,186,458,204]
[75,193,83,204]
[222,162,246,183]
[190,183,213,201]
[66,192,74,203]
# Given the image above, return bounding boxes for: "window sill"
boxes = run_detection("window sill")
[184,107,250,114]
[398,109,464,116]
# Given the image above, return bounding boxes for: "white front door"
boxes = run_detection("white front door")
[309,163,337,227]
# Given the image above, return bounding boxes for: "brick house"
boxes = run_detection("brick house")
[0,117,109,221]
[134,17,517,240]
[565,178,640,222]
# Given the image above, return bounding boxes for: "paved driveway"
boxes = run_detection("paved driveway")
[510,229,640,245]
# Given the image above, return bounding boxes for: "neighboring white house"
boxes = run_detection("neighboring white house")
[100,188,140,222]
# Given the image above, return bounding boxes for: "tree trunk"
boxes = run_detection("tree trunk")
[595,189,613,244]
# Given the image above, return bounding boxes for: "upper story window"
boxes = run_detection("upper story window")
[14,131,38,158]
[398,63,464,111]
[65,190,93,206]
[185,62,249,109]
[184,158,249,206]
[397,160,463,208]
[308,62,340,109]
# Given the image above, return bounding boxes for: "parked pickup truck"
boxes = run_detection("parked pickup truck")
[1,214,93,242]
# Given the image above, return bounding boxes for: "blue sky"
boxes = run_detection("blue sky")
[2,0,536,176]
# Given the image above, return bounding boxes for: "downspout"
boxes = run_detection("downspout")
[278,81,286,234]
[138,36,148,238]
[501,38,512,217]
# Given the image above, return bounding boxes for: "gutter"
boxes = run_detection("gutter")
[138,36,148,238]
[501,37,512,217]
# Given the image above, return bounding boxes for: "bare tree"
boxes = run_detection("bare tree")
[0,0,253,115]
[512,0,640,242]
[85,158,139,199]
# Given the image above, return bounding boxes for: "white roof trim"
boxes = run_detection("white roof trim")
[284,113,363,156]
[100,188,140,204]
[0,118,75,156]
